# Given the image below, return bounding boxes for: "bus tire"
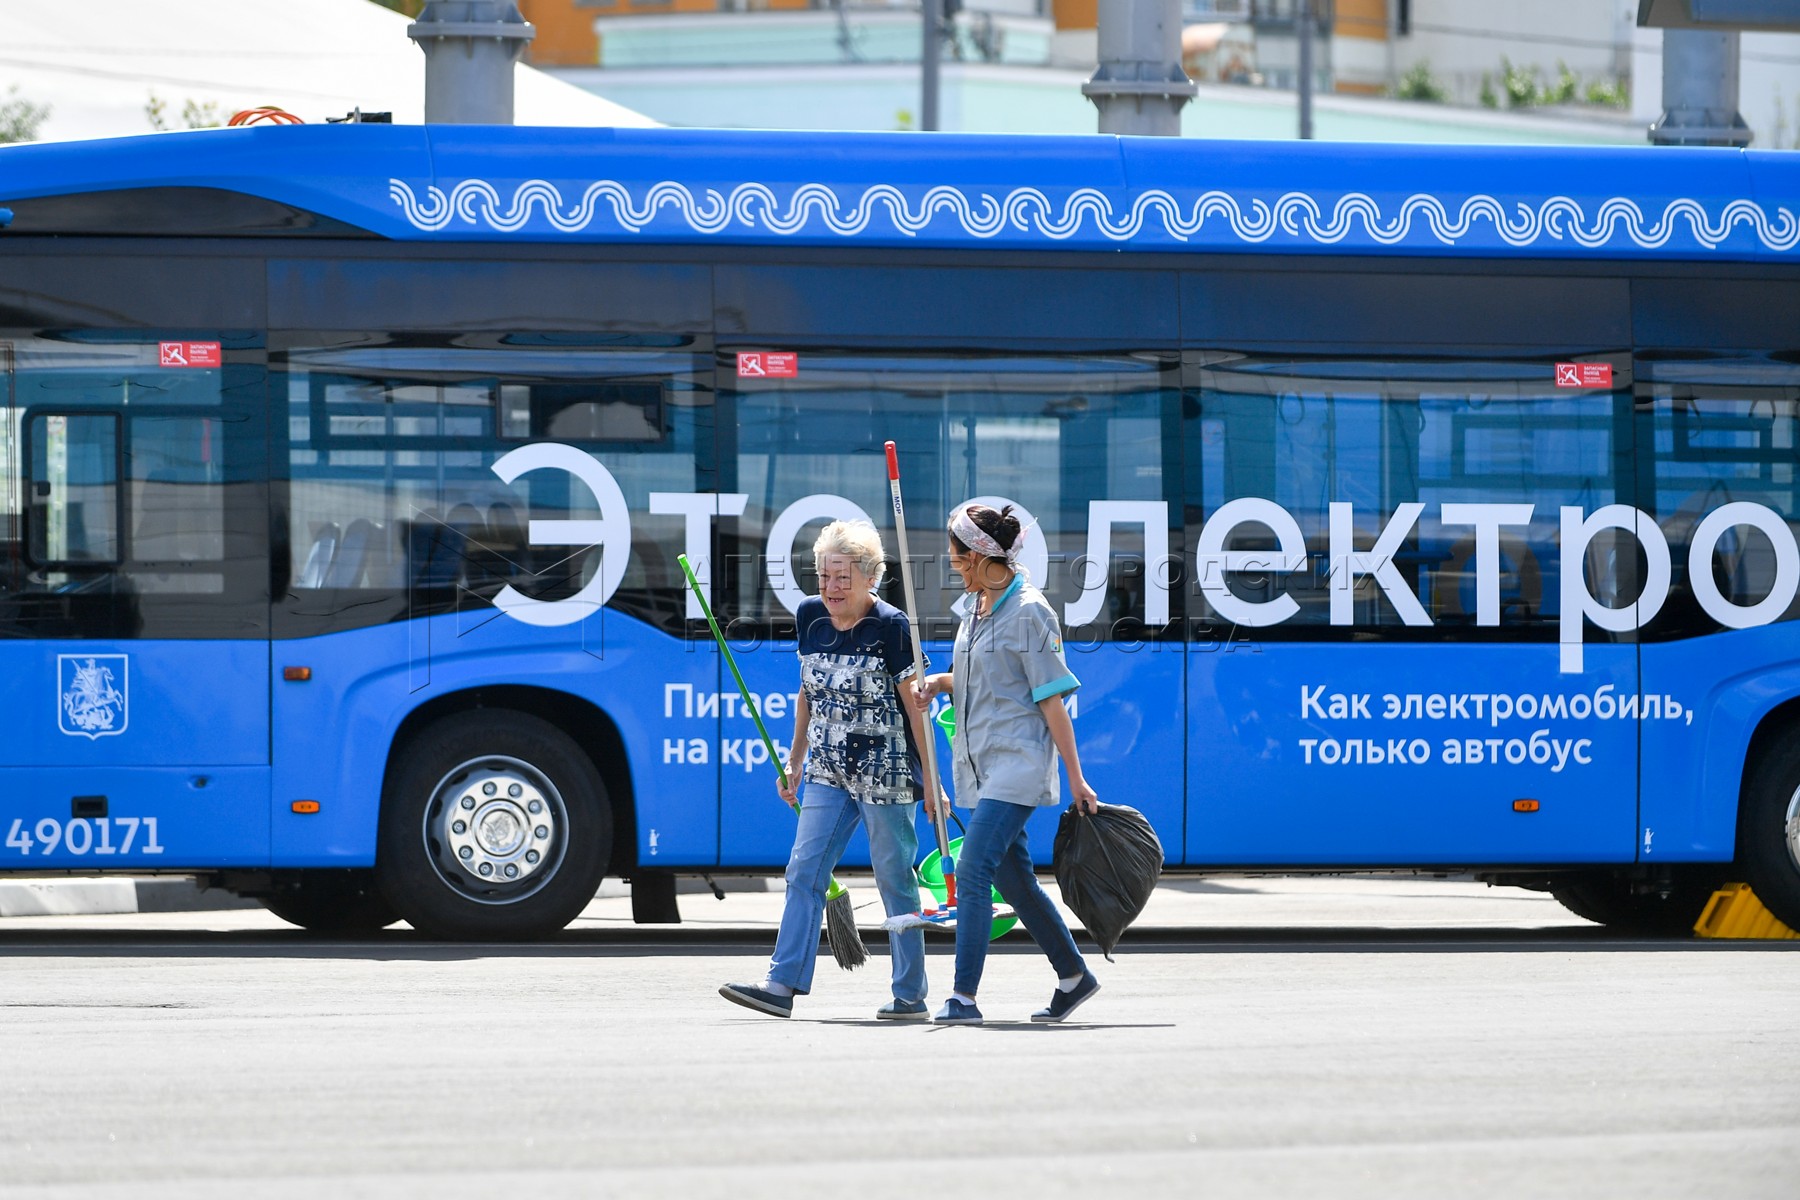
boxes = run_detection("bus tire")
[377,710,611,940]
[262,870,401,933]
[1737,738,1800,931]
[1549,870,1719,935]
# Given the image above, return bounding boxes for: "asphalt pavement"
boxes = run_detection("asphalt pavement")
[2,876,1797,1199]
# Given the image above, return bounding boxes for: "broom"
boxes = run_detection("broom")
[676,553,868,971]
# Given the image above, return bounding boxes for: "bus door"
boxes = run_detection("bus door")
[1183,355,1641,866]
[1636,355,1800,861]
[718,349,1185,871]
[0,337,270,869]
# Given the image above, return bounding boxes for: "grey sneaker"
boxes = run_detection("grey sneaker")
[1031,972,1100,1023]
[933,997,983,1025]
[877,998,929,1021]
[719,982,793,1018]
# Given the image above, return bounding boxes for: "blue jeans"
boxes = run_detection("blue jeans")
[953,798,1086,998]
[768,782,927,1002]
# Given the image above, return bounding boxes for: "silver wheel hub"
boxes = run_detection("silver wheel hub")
[1785,786,1800,874]
[426,756,565,902]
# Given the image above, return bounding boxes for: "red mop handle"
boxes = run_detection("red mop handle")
[885,440,955,906]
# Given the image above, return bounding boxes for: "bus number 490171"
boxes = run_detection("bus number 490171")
[5,817,165,856]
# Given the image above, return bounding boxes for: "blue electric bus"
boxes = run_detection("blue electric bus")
[1,125,1797,938]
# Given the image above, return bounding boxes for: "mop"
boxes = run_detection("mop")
[675,553,868,971]
[880,441,964,934]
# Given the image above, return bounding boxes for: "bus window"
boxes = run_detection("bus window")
[1188,355,1632,641]
[28,412,120,566]
[1639,354,1800,640]
[276,336,711,638]
[721,349,1180,642]
[0,337,265,641]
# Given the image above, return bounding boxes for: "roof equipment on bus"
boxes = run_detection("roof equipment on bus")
[228,107,303,127]
[676,553,867,971]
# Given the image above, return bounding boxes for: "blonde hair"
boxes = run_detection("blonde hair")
[812,519,887,588]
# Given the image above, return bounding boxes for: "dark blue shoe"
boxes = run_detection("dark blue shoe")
[933,998,983,1025]
[877,998,929,1021]
[719,982,793,1018]
[1031,972,1100,1023]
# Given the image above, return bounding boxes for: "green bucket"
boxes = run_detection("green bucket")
[934,702,956,741]
[917,836,1017,941]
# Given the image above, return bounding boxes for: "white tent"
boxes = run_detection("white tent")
[0,0,655,143]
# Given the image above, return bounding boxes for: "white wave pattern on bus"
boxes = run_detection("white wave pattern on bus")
[387,179,1800,252]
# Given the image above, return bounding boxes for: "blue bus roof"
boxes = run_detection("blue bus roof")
[1,124,1796,262]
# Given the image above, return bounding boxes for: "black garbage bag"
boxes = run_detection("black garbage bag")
[1053,803,1164,961]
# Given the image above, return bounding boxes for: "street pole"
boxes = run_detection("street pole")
[921,0,940,132]
[1297,0,1314,141]
[408,1,535,125]
[1081,0,1197,136]
[1648,28,1751,146]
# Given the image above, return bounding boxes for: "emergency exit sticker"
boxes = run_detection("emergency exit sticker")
[159,342,222,368]
[737,352,798,379]
[1554,362,1612,388]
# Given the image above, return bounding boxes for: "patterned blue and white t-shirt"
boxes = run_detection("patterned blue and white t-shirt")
[796,595,928,805]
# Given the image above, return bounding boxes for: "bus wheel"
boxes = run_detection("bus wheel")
[1737,739,1800,931]
[377,710,611,940]
[262,870,400,933]
[1549,870,1720,935]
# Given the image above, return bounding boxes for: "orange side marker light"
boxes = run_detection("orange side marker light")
[291,800,321,814]
[1513,799,1540,813]
[282,666,312,682]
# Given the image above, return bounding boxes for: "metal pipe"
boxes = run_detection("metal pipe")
[922,0,941,132]
[408,1,536,126]
[1081,0,1197,136]
[1298,0,1314,141]
[1649,28,1751,146]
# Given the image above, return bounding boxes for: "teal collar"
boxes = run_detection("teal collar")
[981,572,1023,618]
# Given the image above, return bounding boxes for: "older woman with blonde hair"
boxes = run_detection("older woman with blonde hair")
[720,519,938,1020]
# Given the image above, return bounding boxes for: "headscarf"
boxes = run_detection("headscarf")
[949,502,1027,573]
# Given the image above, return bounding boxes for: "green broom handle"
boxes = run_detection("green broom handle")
[678,554,856,905]
[676,553,793,798]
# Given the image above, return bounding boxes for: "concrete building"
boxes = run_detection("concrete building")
[544,0,1669,143]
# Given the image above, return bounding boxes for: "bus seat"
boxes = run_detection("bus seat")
[324,518,377,588]
[486,502,524,560]
[132,469,187,563]
[297,522,340,589]
[447,504,483,587]
[362,521,404,588]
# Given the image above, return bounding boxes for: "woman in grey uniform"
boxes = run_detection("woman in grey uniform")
[907,502,1100,1025]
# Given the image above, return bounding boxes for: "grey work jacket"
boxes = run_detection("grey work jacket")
[949,575,1080,808]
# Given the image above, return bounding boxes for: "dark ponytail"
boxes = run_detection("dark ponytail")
[949,503,1021,558]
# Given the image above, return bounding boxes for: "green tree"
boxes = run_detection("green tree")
[0,84,51,144]
[1547,61,1579,105]
[1583,76,1629,109]
[371,0,427,15]
[1500,57,1541,108]
[1393,60,1447,103]
[146,92,225,131]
